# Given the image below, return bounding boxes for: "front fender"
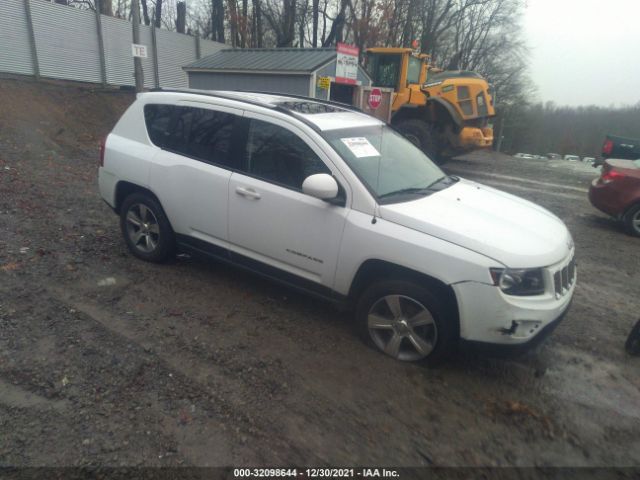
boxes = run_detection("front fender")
[333,210,500,296]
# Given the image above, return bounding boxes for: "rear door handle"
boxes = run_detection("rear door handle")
[235,186,261,200]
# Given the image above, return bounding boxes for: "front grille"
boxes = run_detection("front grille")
[553,256,576,297]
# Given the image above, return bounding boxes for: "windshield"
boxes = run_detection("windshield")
[322,125,447,203]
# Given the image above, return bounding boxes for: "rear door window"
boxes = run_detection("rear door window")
[241,118,330,190]
[165,106,237,168]
[144,103,239,169]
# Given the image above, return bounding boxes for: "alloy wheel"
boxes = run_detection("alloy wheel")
[125,203,160,253]
[367,294,437,361]
[632,210,640,234]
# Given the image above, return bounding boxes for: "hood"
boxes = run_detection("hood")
[379,178,571,268]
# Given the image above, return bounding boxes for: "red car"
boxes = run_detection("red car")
[589,158,640,236]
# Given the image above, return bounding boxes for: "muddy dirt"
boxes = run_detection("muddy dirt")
[1,76,639,469]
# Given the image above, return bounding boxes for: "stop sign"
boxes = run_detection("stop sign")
[368,88,382,110]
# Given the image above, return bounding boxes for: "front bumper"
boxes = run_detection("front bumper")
[459,299,572,357]
[456,126,494,150]
[452,254,576,349]
[588,178,623,217]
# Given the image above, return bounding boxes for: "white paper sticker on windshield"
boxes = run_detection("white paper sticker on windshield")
[341,137,380,158]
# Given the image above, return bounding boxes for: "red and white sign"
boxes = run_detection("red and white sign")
[368,88,382,110]
[335,42,359,85]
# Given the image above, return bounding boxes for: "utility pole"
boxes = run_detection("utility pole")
[131,0,144,92]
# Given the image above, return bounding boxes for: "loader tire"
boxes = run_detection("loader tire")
[395,119,444,165]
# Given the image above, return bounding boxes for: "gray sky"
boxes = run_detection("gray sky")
[524,0,640,107]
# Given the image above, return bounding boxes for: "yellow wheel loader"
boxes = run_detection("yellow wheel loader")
[365,47,495,164]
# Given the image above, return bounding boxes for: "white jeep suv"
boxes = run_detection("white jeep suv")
[99,90,576,362]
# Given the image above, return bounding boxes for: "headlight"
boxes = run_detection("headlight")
[490,268,545,296]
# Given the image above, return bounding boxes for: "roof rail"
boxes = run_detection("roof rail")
[147,87,383,132]
[146,87,328,132]
[147,87,278,110]
[239,89,364,114]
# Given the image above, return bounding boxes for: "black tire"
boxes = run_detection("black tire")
[395,119,444,165]
[120,192,175,263]
[623,203,640,237]
[625,319,640,356]
[355,279,456,363]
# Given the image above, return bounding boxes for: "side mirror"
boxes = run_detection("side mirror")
[302,173,339,201]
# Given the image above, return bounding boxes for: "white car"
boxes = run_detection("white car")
[564,155,580,162]
[99,90,576,362]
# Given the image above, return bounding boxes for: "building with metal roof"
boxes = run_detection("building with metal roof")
[183,47,371,104]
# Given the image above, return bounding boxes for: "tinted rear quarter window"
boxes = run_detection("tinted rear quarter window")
[144,104,174,147]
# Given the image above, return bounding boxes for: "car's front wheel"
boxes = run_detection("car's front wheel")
[120,192,175,262]
[623,203,640,237]
[356,280,456,362]
[626,319,640,356]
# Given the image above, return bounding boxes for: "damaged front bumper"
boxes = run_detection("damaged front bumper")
[452,276,575,355]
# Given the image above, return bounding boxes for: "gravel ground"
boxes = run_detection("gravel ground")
[1,77,639,469]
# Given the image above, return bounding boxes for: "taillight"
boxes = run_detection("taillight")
[99,137,106,167]
[601,170,625,184]
[602,139,613,156]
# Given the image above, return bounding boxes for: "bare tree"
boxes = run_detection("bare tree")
[298,0,309,46]
[154,0,163,27]
[176,1,186,32]
[311,0,319,46]
[212,0,226,42]
[321,0,349,46]
[140,0,151,24]
[228,0,239,46]
[252,0,263,46]
[262,0,298,47]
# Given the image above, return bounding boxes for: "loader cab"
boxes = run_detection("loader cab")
[365,52,402,89]
[365,48,428,91]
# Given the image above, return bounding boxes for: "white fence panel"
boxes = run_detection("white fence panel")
[156,28,195,88]
[30,1,102,83]
[102,15,133,86]
[0,1,226,88]
[0,0,35,76]
[102,18,156,88]
[200,38,226,59]
[139,25,157,89]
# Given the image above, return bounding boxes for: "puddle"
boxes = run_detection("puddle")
[544,349,640,421]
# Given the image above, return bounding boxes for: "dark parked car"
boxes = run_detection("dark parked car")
[594,134,640,167]
[589,158,640,236]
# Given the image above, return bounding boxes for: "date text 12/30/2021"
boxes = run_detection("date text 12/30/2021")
[233,468,400,478]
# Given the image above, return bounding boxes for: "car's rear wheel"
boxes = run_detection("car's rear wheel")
[356,280,455,363]
[120,193,175,262]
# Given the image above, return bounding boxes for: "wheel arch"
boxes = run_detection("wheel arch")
[114,181,163,215]
[427,97,463,130]
[623,199,640,217]
[348,259,460,335]
[390,99,462,131]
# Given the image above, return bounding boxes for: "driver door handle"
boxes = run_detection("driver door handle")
[235,186,261,200]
